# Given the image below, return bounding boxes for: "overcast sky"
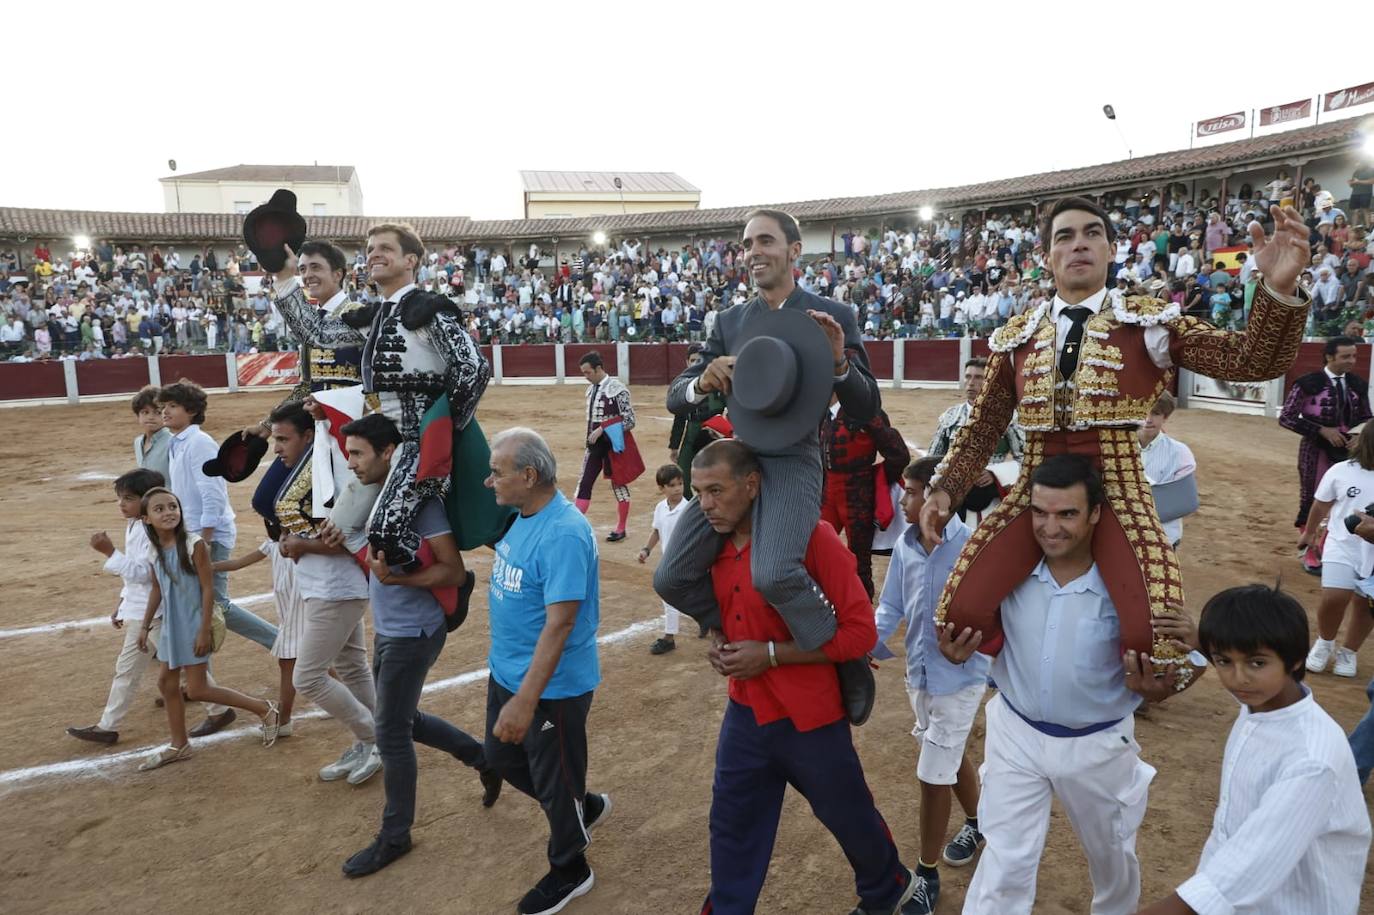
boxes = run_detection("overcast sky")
[6,0,1373,220]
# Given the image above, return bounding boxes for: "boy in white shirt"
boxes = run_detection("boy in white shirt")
[1137,584,1371,915]
[67,468,165,744]
[638,464,691,654]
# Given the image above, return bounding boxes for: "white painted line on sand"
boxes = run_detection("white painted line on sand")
[0,617,659,792]
[0,592,274,640]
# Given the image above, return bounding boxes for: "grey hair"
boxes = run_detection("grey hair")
[491,427,557,486]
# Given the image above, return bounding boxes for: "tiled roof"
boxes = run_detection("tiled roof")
[160,164,357,184]
[520,171,700,194]
[3,121,1361,245]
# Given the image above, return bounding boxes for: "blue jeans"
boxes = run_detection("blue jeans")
[705,700,909,914]
[1350,676,1374,784]
[209,541,278,650]
[374,627,486,843]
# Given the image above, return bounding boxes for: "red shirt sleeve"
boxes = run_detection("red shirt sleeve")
[805,522,878,663]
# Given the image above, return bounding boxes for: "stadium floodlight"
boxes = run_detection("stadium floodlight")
[73,234,91,250]
[593,230,607,246]
[918,205,934,222]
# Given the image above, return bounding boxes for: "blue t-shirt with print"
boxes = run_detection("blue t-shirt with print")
[488,491,600,699]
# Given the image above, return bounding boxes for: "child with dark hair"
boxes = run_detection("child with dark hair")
[639,463,691,653]
[66,468,166,745]
[872,456,989,913]
[158,377,279,737]
[1137,584,1371,915]
[131,385,171,483]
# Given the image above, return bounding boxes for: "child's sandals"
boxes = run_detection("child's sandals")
[261,700,281,747]
[138,742,192,771]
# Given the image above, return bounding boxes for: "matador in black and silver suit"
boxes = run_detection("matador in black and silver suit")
[273,274,489,567]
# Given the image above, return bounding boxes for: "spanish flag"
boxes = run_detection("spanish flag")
[1210,245,1249,277]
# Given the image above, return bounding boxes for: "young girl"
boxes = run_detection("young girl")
[214,537,302,737]
[136,488,280,770]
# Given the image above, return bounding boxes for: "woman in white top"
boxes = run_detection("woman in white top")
[1300,425,1374,677]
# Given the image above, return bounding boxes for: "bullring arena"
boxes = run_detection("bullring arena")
[2,351,1373,913]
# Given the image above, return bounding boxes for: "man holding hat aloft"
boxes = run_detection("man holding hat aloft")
[654,208,881,661]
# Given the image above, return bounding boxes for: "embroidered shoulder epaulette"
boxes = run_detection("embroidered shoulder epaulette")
[1113,295,1182,327]
[989,300,1051,352]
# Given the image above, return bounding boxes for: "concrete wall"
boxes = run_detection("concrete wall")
[161,175,364,216]
[526,192,700,219]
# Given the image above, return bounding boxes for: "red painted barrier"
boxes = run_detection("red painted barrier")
[866,341,893,380]
[159,354,228,389]
[904,340,961,381]
[629,343,672,385]
[0,360,66,399]
[568,343,618,377]
[500,344,557,378]
[76,358,150,396]
[1284,341,1368,390]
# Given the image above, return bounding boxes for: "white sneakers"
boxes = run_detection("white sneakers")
[347,744,384,786]
[320,742,366,781]
[1308,639,1359,677]
[1306,639,1335,673]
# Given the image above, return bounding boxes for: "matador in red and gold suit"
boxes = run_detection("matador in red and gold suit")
[930,229,1310,669]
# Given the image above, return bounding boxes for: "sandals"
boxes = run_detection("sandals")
[261,700,281,747]
[138,742,193,771]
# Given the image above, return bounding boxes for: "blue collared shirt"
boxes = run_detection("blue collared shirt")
[874,516,990,695]
[167,424,236,547]
[993,560,1140,728]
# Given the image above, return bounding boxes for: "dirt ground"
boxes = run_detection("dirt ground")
[1,381,1372,915]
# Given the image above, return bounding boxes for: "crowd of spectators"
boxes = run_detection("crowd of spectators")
[3,161,1372,363]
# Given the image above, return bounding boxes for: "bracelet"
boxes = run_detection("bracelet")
[767,640,778,668]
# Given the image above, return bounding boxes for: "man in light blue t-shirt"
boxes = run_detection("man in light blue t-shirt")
[485,427,609,915]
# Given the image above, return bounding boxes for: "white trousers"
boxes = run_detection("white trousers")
[293,597,375,743]
[963,694,1155,915]
[662,601,680,636]
[97,618,161,731]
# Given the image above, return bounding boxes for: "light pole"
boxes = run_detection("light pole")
[1102,105,1132,159]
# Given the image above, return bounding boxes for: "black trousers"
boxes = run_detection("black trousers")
[484,679,594,869]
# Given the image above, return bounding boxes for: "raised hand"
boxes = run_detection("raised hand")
[1248,205,1308,296]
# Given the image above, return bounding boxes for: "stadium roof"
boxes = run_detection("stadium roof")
[520,171,700,195]
[4,120,1364,245]
[159,164,357,184]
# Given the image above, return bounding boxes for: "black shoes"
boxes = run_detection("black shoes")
[649,637,676,655]
[342,834,413,878]
[66,725,118,745]
[480,768,503,808]
[582,792,612,832]
[188,709,236,738]
[517,859,595,915]
[836,657,876,726]
[447,570,476,632]
[606,530,627,542]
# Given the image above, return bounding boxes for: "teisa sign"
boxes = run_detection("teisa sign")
[1196,112,1245,137]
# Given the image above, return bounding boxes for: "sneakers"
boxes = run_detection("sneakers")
[1334,647,1359,677]
[138,742,192,771]
[1307,639,1336,673]
[342,834,412,878]
[649,637,676,655]
[320,742,366,782]
[347,744,384,786]
[66,725,118,745]
[583,793,612,833]
[942,821,985,867]
[517,861,595,915]
[849,866,918,915]
[901,874,940,915]
[188,709,236,738]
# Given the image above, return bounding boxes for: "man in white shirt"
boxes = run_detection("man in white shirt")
[1174,249,1197,278]
[1137,392,1197,548]
[942,454,1200,915]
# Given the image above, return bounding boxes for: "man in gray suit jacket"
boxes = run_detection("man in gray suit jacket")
[653,209,881,651]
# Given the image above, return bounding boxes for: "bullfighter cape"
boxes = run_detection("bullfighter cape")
[931,281,1309,668]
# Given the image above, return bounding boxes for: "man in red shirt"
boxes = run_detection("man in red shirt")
[692,439,916,915]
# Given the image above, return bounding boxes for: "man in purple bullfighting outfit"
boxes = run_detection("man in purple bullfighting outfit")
[1280,334,1371,572]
